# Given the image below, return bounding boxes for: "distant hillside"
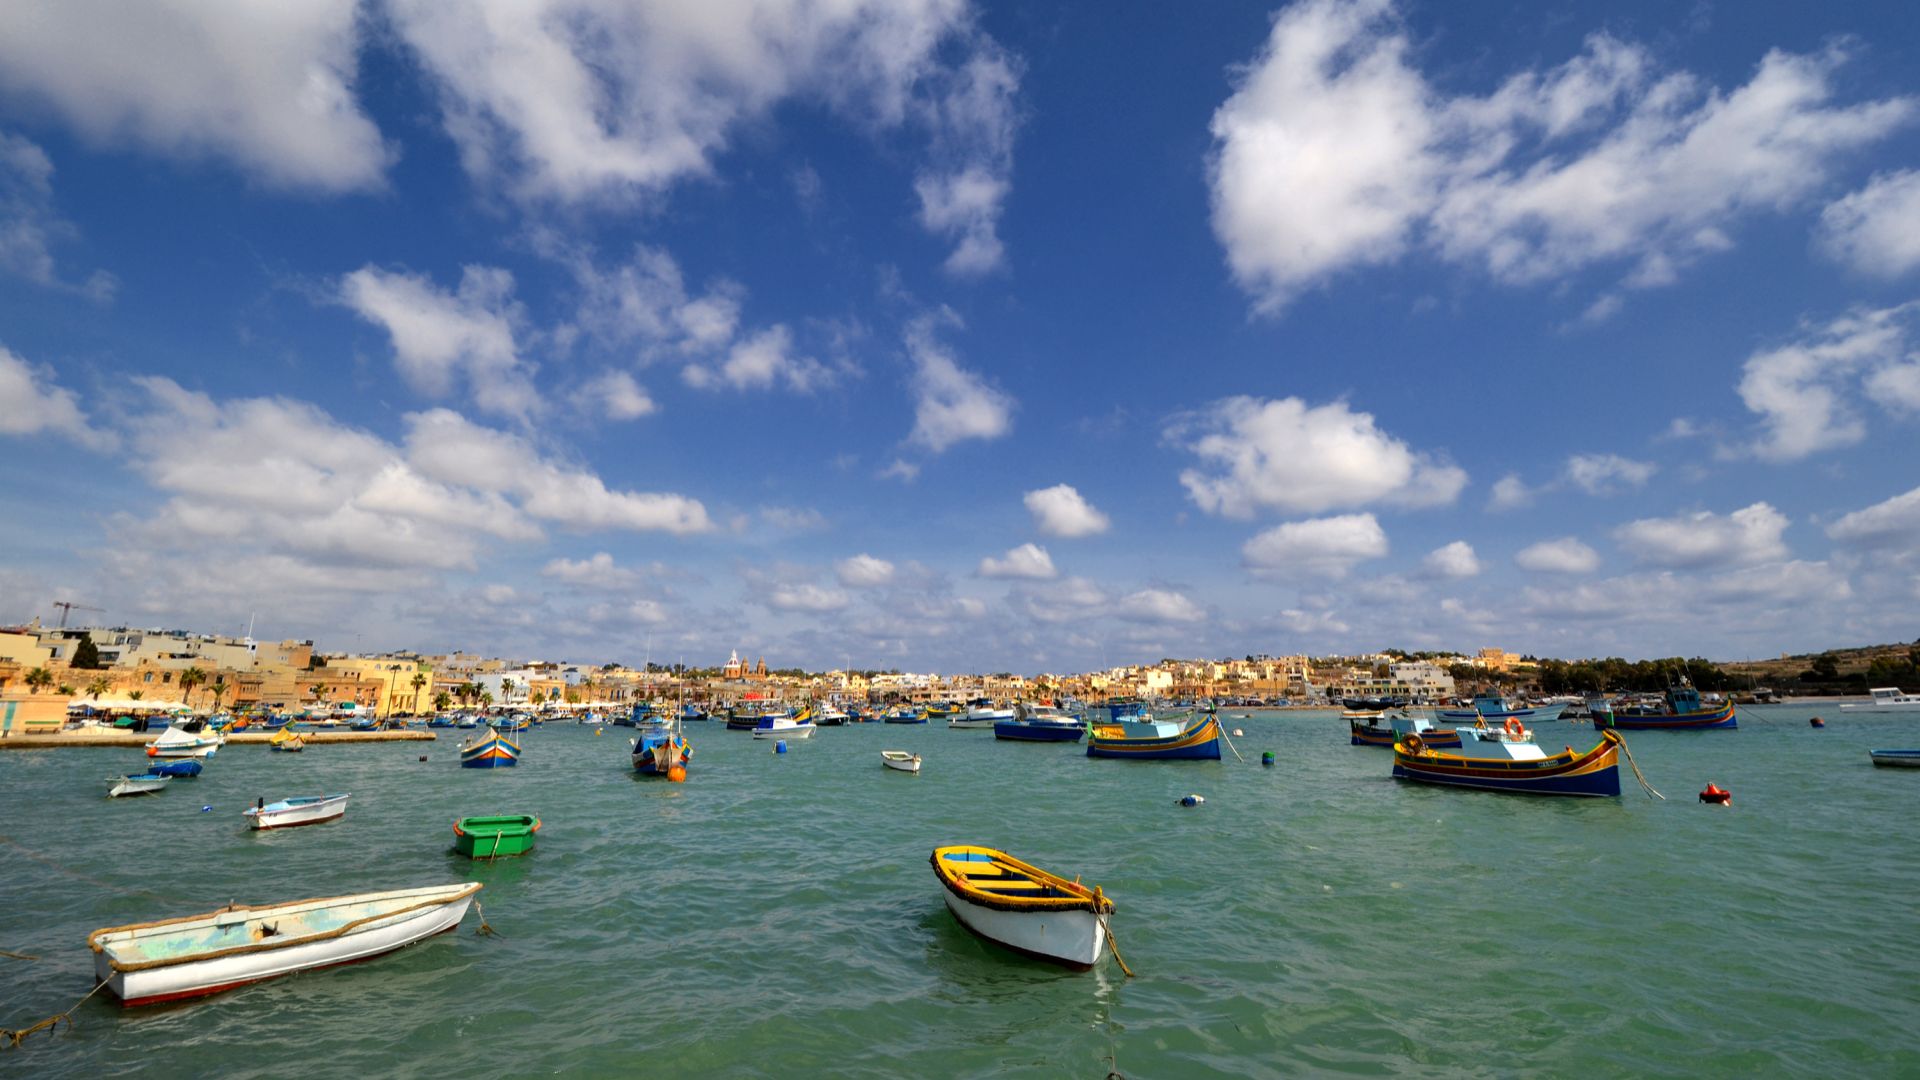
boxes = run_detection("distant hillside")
[1720,641,1920,694]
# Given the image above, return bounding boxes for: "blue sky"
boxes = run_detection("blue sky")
[2,0,1918,672]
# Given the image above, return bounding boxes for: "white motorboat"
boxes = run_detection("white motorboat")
[931,846,1113,970]
[147,717,224,759]
[1841,687,1920,712]
[244,793,350,830]
[108,773,170,798]
[752,716,816,740]
[881,750,922,773]
[89,881,481,1006]
[950,698,1014,728]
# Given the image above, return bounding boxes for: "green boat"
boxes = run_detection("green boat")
[452,814,541,859]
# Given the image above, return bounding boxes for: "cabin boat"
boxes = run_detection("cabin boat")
[814,704,850,726]
[728,706,787,731]
[108,773,170,798]
[1438,693,1541,723]
[1392,727,1622,797]
[1348,710,1461,748]
[1592,677,1736,730]
[951,698,1014,729]
[1843,688,1920,713]
[244,793,350,829]
[89,882,480,1006]
[752,714,816,740]
[1869,749,1920,767]
[147,718,223,759]
[930,846,1114,970]
[1101,697,1148,721]
[995,704,1086,743]
[459,730,520,768]
[881,750,922,773]
[1086,712,1221,760]
[453,815,540,858]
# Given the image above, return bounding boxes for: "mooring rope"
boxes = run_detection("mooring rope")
[1095,910,1134,978]
[1616,737,1665,800]
[0,950,39,962]
[1215,720,1246,764]
[473,899,500,938]
[3,978,108,1049]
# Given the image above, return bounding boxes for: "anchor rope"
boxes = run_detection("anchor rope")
[1616,736,1665,800]
[3,978,108,1049]
[1095,909,1134,978]
[473,899,500,938]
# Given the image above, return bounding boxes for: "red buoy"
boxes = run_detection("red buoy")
[1699,783,1731,805]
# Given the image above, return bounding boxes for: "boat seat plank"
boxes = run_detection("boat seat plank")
[977,880,1049,891]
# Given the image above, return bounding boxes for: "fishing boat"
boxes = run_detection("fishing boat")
[147,717,223,759]
[882,705,926,724]
[1591,677,1736,731]
[1086,711,1221,760]
[923,701,960,722]
[88,881,481,1007]
[728,705,787,731]
[269,729,305,753]
[492,715,530,732]
[1101,696,1148,721]
[1869,749,1920,767]
[881,750,922,773]
[679,703,710,722]
[427,714,456,729]
[994,703,1086,742]
[1342,696,1408,712]
[459,729,520,768]
[951,697,1014,729]
[1348,710,1461,748]
[149,759,203,778]
[1438,693,1541,723]
[1392,727,1623,797]
[630,717,691,777]
[243,793,350,829]
[1843,688,1920,713]
[815,703,850,726]
[929,846,1115,970]
[452,815,540,858]
[108,772,170,798]
[455,715,481,729]
[752,712,816,740]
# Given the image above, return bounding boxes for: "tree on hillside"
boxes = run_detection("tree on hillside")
[71,637,102,669]
[178,666,206,706]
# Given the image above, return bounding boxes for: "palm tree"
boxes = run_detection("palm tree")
[501,677,518,704]
[433,691,451,713]
[129,690,144,702]
[86,677,111,700]
[480,691,494,709]
[25,667,53,694]
[57,684,74,696]
[209,675,229,711]
[309,683,328,710]
[178,666,206,706]
[411,672,428,713]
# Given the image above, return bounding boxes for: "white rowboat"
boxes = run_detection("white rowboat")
[881,750,922,773]
[108,773,170,798]
[244,793,349,830]
[89,882,481,1007]
[930,845,1113,970]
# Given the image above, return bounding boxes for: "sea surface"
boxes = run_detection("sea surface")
[3,706,1917,1078]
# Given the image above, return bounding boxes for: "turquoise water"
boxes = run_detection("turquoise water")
[3,706,1917,1077]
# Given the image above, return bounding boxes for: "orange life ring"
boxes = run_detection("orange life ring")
[1504,717,1525,739]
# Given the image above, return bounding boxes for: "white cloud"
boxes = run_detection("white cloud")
[341,265,538,420]
[0,345,110,449]
[1116,588,1205,623]
[1422,540,1481,579]
[1488,474,1533,511]
[836,554,897,587]
[0,1,387,192]
[979,542,1057,580]
[1564,453,1657,495]
[577,370,656,420]
[760,506,826,531]
[1613,502,1789,568]
[0,132,115,301]
[1736,303,1919,461]
[914,41,1021,274]
[1515,537,1601,574]
[766,583,851,613]
[1208,0,1914,312]
[1819,170,1920,278]
[1024,483,1110,538]
[541,552,638,586]
[683,325,828,392]
[1241,513,1389,578]
[627,599,670,625]
[1173,396,1465,516]
[1828,484,1920,548]
[905,313,1013,452]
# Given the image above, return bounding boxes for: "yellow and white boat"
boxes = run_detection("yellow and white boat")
[930,845,1114,969]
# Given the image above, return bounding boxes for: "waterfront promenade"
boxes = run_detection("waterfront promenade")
[0,729,434,750]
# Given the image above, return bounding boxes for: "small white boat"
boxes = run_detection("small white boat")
[881,750,922,773]
[752,716,816,740]
[949,698,1013,728]
[244,793,349,830]
[148,718,224,759]
[1843,688,1920,712]
[931,845,1113,970]
[108,773,171,798]
[88,882,481,1006]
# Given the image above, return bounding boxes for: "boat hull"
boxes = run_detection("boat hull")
[632,731,691,775]
[881,751,921,773]
[940,888,1104,970]
[752,723,816,740]
[1869,749,1920,768]
[1086,714,1221,760]
[460,732,520,768]
[946,716,999,729]
[1594,703,1736,730]
[993,720,1084,742]
[245,795,350,830]
[1349,719,1460,748]
[108,775,169,798]
[1392,733,1622,797]
[453,816,539,857]
[91,883,478,1007]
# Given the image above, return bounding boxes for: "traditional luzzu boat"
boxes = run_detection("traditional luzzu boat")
[88,882,481,1006]
[1348,710,1461,748]
[459,729,520,768]
[269,729,306,753]
[244,793,350,829]
[108,772,171,798]
[1592,677,1736,731]
[453,815,540,858]
[630,717,691,778]
[1438,692,1542,724]
[930,846,1115,970]
[882,705,926,724]
[881,749,922,773]
[1869,749,1920,768]
[1085,711,1221,760]
[1392,725,1623,797]
[923,701,961,722]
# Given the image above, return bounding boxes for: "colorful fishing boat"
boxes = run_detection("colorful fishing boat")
[1592,677,1736,731]
[1869,749,1920,768]
[923,701,961,722]
[882,705,926,724]
[1392,727,1622,797]
[631,717,691,777]
[452,814,540,858]
[1086,711,1221,760]
[243,793,350,829]
[459,730,520,768]
[881,750,922,773]
[108,772,170,798]
[930,846,1115,970]
[1438,692,1541,723]
[269,729,305,753]
[1348,711,1461,748]
[148,759,203,778]
[88,882,480,1006]
[1101,696,1147,720]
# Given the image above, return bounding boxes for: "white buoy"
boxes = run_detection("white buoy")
[1232,728,1244,737]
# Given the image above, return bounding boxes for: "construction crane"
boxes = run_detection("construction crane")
[52,601,103,629]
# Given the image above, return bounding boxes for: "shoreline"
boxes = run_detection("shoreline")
[0,729,436,750]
